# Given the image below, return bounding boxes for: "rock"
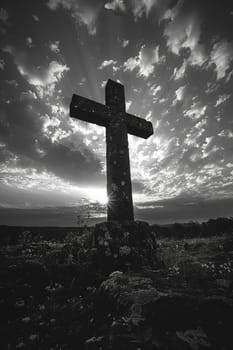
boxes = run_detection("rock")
[97,271,233,349]
[109,271,123,278]
[176,327,210,350]
[101,273,162,327]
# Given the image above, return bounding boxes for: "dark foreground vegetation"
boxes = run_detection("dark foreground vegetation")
[0,217,233,349]
[152,217,233,239]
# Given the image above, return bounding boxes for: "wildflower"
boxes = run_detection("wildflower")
[99,239,104,246]
[123,231,130,238]
[85,337,96,344]
[16,342,24,348]
[104,231,111,240]
[85,336,103,344]
[15,299,25,307]
[119,245,131,256]
[105,248,111,256]
[29,334,38,341]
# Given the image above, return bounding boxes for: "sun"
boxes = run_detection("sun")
[83,187,108,205]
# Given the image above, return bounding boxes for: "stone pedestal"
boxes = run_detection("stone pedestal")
[91,221,157,274]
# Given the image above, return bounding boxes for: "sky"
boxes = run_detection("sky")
[0,0,233,226]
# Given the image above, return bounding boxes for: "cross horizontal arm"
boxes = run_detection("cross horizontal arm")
[126,113,153,139]
[70,94,112,127]
[70,93,153,139]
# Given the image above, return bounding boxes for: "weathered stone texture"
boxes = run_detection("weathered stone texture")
[70,79,153,222]
[105,81,132,221]
[91,221,157,274]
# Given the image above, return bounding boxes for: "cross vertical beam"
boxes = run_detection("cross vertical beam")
[105,80,134,221]
[69,79,153,222]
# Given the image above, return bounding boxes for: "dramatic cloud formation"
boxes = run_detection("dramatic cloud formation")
[4,45,69,97]
[105,0,126,12]
[210,40,233,80]
[124,45,161,78]
[163,2,207,67]
[47,0,102,34]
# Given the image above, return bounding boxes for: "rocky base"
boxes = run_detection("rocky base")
[95,271,233,350]
[91,221,157,274]
[1,226,233,349]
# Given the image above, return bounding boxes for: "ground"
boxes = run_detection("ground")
[0,225,233,349]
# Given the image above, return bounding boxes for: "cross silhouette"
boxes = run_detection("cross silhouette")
[70,79,153,221]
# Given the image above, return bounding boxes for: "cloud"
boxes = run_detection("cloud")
[218,129,233,138]
[209,39,233,80]
[1,42,103,186]
[19,61,69,97]
[173,60,187,80]
[126,100,132,111]
[131,0,157,18]
[32,14,40,22]
[163,2,207,67]
[105,0,126,12]
[0,99,46,161]
[215,94,231,107]
[175,85,186,101]
[0,97,103,186]
[172,84,187,106]
[98,59,117,70]
[184,101,207,120]
[145,110,152,121]
[49,41,60,53]
[131,0,172,20]
[149,84,161,96]
[184,118,207,146]
[104,0,173,21]
[5,80,18,87]
[38,141,103,184]
[20,90,37,101]
[124,44,161,78]
[101,80,107,88]
[47,0,101,35]
[26,37,33,48]
[4,46,69,94]
[98,59,120,73]
[5,45,69,97]
[122,39,129,47]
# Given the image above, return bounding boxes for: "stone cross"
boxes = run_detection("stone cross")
[70,79,153,222]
